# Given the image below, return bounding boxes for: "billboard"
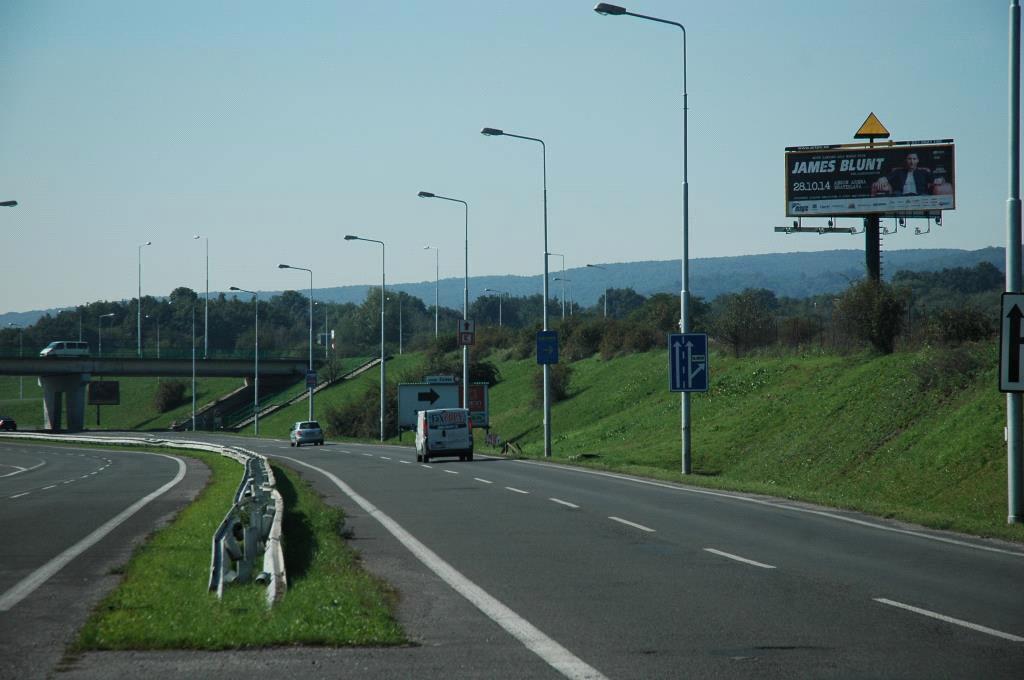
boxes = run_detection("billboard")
[88,380,120,405]
[785,141,955,217]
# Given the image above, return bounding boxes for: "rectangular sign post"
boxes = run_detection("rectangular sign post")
[1001,293,1024,392]
[458,319,475,346]
[465,382,489,428]
[669,333,708,393]
[397,383,460,430]
[536,330,558,365]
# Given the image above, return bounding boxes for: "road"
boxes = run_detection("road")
[5,432,1024,678]
[0,440,205,680]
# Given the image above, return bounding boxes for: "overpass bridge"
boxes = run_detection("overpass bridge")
[0,357,309,431]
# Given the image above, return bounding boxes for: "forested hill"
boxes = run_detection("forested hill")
[0,247,1004,327]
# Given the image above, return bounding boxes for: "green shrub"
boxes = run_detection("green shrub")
[153,380,187,413]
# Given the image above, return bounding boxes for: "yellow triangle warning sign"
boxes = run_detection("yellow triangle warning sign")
[854,112,890,139]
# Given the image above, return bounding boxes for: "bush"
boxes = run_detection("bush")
[912,345,989,395]
[561,319,605,362]
[323,383,398,439]
[532,363,573,406]
[154,380,187,413]
[835,280,904,354]
[927,307,996,345]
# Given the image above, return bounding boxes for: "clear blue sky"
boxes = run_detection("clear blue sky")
[0,0,1013,312]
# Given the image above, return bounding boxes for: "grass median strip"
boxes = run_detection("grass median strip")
[73,449,405,650]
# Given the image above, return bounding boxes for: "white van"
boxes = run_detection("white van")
[415,408,474,463]
[39,341,90,358]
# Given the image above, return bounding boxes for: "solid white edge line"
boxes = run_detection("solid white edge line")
[511,460,1024,559]
[550,498,579,509]
[703,548,776,569]
[874,598,1024,642]
[609,516,655,533]
[0,452,187,612]
[277,455,607,680]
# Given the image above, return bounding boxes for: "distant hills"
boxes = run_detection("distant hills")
[1,247,1005,328]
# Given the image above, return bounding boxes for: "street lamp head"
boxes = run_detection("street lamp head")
[0,200,17,207]
[142,241,152,246]
[344,235,359,241]
[277,263,291,269]
[193,234,200,240]
[480,127,504,136]
[229,286,241,291]
[594,3,627,15]
[417,191,435,198]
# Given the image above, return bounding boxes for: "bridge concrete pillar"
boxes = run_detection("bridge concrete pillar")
[37,374,91,431]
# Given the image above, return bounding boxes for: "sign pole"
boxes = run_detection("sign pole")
[1008,0,1022,525]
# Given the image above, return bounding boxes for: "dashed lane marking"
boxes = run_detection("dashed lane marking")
[704,548,775,569]
[609,516,655,533]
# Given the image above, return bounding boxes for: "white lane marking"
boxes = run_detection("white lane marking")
[363,453,374,458]
[474,478,493,484]
[0,453,187,612]
[420,465,432,470]
[10,492,29,499]
[277,456,607,680]
[506,486,529,495]
[379,456,392,461]
[42,485,56,490]
[550,498,579,509]
[512,460,1024,559]
[79,475,90,479]
[609,516,655,533]
[444,470,459,475]
[704,548,776,569]
[1,461,45,478]
[874,598,1024,642]
[399,460,411,465]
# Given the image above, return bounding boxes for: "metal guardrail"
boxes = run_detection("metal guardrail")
[0,433,286,607]
[208,448,286,605]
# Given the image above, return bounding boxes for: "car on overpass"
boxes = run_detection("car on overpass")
[39,340,90,358]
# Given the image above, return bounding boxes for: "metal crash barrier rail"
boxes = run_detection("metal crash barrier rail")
[0,433,286,607]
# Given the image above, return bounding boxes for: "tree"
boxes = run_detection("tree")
[710,288,778,357]
[835,279,904,354]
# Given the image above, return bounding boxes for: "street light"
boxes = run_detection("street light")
[98,313,115,357]
[423,245,439,337]
[193,234,209,358]
[594,3,694,474]
[7,323,22,399]
[345,234,386,442]
[144,314,161,359]
[549,252,566,319]
[278,264,315,421]
[586,264,609,318]
[230,287,260,436]
[137,241,152,357]
[484,288,509,327]
[481,125,552,457]
[418,190,470,408]
[0,200,16,207]
[554,277,573,314]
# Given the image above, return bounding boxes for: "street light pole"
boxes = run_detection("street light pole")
[193,235,209,358]
[484,288,508,327]
[346,235,387,442]
[418,191,471,408]
[137,241,152,357]
[594,3,692,473]
[423,245,439,337]
[230,287,260,436]
[549,252,566,319]
[481,127,552,458]
[586,264,609,317]
[278,264,315,421]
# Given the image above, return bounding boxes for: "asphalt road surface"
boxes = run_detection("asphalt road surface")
[5,432,1023,679]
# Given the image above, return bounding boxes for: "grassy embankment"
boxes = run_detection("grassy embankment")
[480,343,1023,542]
[73,448,403,649]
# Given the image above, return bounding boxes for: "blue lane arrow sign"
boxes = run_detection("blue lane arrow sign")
[669,333,708,392]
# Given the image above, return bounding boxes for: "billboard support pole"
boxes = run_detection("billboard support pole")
[865,216,881,282]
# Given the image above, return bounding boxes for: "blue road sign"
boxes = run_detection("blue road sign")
[669,333,708,392]
[536,330,559,365]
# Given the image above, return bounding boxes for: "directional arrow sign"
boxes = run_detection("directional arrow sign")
[397,383,460,429]
[417,388,440,404]
[669,333,709,393]
[1000,294,1024,392]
